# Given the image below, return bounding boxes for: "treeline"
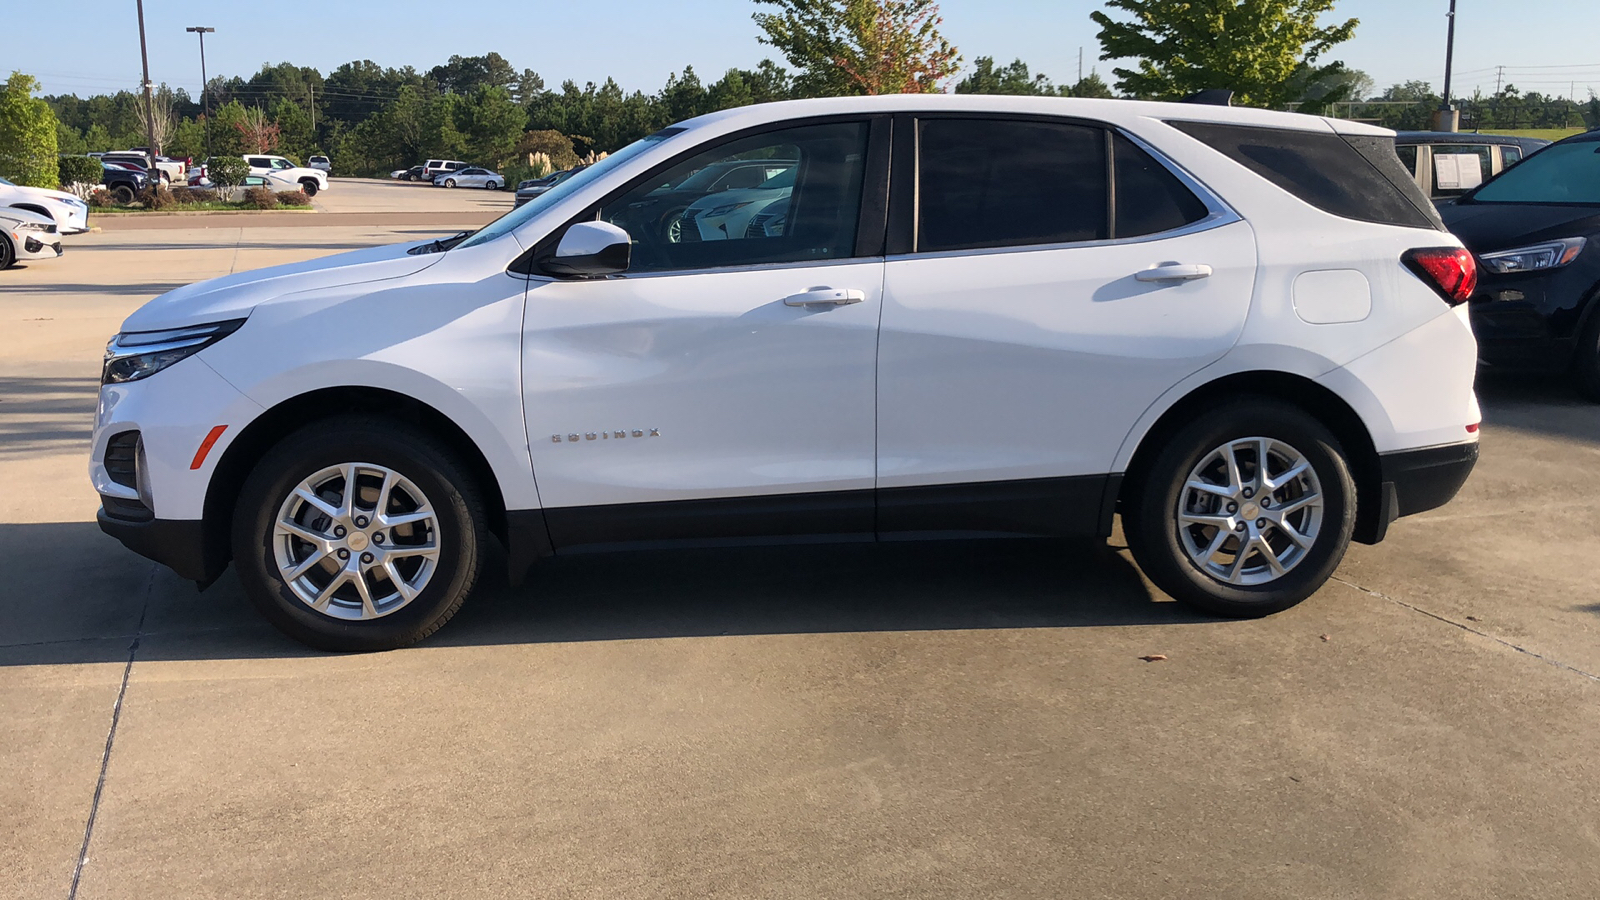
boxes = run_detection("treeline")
[1337,80,1600,132]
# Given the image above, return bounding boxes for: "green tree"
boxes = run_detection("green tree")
[0,72,60,187]
[955,57,1056,95]
[1066,72,1117,99]
[754,0,961,96]
[453,85,526,167]
[1092,0,1358,109]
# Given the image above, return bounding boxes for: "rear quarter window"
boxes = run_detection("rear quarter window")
[1168,121,1443,231]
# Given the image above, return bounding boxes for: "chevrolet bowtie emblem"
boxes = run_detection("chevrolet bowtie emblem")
[552,428,660,443]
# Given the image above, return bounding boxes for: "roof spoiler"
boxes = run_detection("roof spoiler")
[1180,89,1234,107]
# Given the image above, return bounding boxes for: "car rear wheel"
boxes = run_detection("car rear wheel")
[111,184,136,205]
[485,181,497,191]
[232,418,488,651]
[0,234,15,269]
[1571,305,1600,403]
[299,180,319,197]
[408,174,419,182]
[1124,398,1356,618]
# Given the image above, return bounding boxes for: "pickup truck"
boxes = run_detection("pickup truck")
[102,152,186,185]
[243,155,330,196]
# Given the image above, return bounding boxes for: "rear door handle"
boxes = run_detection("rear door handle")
[782,287,866,307]
[1134,264,1213,283]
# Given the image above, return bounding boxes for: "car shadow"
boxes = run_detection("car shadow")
[1476,370,1600,446]
[0,521,1209,666]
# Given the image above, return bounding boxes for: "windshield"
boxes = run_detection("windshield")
[457,128,685,250]
[1469,140,1600,205]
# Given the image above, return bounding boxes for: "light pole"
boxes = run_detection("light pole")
[1435,0,1460,132]
[186,27,215,162]
[135,0,158,174]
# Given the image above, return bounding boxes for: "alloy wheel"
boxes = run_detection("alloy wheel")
[1175,437,1325,586]
[272,462,441,620]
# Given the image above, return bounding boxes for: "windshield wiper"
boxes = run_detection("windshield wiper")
[409,230,473,255]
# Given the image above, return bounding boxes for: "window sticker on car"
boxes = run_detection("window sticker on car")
[1434,154,1484,191]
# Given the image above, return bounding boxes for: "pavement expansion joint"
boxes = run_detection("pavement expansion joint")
[1333,575,1600,685]
[67,564,154,900]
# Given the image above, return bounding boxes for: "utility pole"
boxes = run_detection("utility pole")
[136,0,159,175]
[309,83,316,141]
[1435,0,1459,132]
[1495,65,1504,96]
[1078,47,1083,85]
[186,27,215,163]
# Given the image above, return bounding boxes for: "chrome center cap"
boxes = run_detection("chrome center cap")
[346,531,370,552]
[1241,502,1261,520]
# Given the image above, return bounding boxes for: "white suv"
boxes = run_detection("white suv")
[92,96,1482,650]
[243,155,329,196]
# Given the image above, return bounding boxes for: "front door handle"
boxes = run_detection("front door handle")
[782,287,866,308]
[1134,264,1213,283]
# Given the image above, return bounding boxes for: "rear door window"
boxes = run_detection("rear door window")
[1430,144,1492,196]
[917,118,1108,252]
[1501,145,1524,167]
[1395,145,1419,176]
[1168,120,1442,230]
[1112,133,1209,238]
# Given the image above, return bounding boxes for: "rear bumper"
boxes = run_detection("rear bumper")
[1360,441,1479,543]
[97,507,221,583]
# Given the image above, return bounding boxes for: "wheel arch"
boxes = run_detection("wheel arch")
[1117,370,1388,545]
[202,386,518,581]
[9,202,54,220]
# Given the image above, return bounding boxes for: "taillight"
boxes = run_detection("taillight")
[1403,247,1478,306]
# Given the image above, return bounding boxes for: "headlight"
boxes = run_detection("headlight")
[701,201,754,218]
[13,221,49,232]
[1479,237,1587,274]
[102,319,245,385]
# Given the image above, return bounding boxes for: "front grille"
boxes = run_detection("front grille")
[104,430,141,489]
[745,212,782,239]
[676,210,702,243]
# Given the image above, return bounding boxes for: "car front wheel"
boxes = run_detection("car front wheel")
[0,233,14,269]
[1124,398,1356,618]
[299,180,319,197]
[1571,301,1600,403]
[232,418,487,651]
[111,184,136,205]
[444,179,456,188]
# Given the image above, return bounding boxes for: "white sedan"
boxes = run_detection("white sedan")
[0,206,63,268]
[434,167,502,190]
[0,176,91,234]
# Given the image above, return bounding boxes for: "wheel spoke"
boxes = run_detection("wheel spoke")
[279,519,329,546]
[1267,459,1310,492]
[1275,492,1320,516]
[384,541,439,560]
[293,488,341,522]
[378,510,433,529]
[1278,520,1312,549]
[1200,527,1231,564]
[338,464,359,519]
[1225,540,1252,584]
[351,570,378,619]
[1185,480,1234,499]
[1180,512,1232,528]
[383,560,419,601]
[312,571,348,612]
[286,548,328,581]
[375,470,398,516]
[1262,545,1287,575]
[1223,443,1245,493]
[1255,438,1272,489]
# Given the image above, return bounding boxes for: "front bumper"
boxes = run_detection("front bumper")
[97,508,219,582]
[1364,441,1480,543]
[1468,255,1600,372]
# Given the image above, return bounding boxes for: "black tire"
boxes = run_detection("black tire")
[111,184,136,205]
[1570,304,1600,403]
[299,179,319,197]
[444,178,456,188]
[409,174,419,182]
[1124,397,1356,618]
[485,180,497,191]
[232,418,488,651]
[0,233,14,269]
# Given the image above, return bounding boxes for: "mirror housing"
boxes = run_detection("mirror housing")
[541,221,631,277]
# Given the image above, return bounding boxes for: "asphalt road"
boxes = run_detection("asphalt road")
[2,205,1598,899]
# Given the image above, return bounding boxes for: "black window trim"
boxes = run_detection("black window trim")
[885,111,1240,261]
[511,114,892,279]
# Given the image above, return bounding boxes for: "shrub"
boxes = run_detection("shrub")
[58,156,104,196]
[139,184,177,210]
[275,189,311,207]
[87,188,113,208]
[171,187,217,205]
[208,156,250,190]
[243,186,278,209]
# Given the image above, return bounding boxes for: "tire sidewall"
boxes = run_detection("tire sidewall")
[1128,400,1356,617]
[233,423,482,651]
[0,234,14,269]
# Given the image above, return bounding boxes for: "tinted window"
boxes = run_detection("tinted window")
[1501,145,1523,166]
[1395,145,1419,176]
[1113,133,1208,237]
[1469,140,1600,205]
[596,121,868,273]
[1170,121,1442,230]
[247,157,270,167]
[918,119,1108,252]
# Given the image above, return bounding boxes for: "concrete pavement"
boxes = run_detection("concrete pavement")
[2,217,1598,899]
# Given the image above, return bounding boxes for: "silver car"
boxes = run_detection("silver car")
[434,167,502,190]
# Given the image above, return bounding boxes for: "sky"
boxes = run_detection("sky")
[7,0,1599,103]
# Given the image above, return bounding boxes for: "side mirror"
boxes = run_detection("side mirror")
[542,221,632,277]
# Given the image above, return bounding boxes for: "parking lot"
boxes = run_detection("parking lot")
[3,183,1599,899]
